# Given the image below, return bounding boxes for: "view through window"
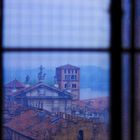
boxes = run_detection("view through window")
[3,52,110,140]
[2,0,137,140]
[2,0,111,140]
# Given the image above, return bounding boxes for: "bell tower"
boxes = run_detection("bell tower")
[55,64,80,100]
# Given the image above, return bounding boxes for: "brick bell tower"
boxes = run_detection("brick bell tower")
[55,64,80,100]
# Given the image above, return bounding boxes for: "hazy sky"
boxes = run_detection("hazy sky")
[4,52,110,99]
[3,0,110,48]
[2,0,131,99]
[3,52,109,70]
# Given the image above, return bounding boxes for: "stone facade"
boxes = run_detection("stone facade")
[8,82,72,113]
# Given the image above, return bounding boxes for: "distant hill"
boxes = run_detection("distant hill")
[4,68,55,86]
[4,66,109,93]
[80,66,109,91]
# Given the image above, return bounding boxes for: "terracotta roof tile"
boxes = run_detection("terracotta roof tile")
[4,109,67,139]
[5,79,25,89]
[72,96,109,111]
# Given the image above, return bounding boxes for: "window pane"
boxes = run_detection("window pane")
[3,52,110,140]
[3,0,110,48]
[122,0,131,48]
[135,0,140,47]
[122,54,131,140]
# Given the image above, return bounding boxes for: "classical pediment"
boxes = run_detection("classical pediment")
[14,82,72,99]
[26,87,58,97]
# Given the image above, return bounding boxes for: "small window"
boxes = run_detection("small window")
[71,75,74,80]
[65,75,71,80]
[71,75,77,80]
[64,69,67,74]
[68,69,71,74]
[72,84,76,88]
[72,70,74,74]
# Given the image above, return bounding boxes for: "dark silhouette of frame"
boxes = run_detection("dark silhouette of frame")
[0,0,137,140]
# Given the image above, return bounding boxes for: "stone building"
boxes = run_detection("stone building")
[12,82,72,113]
[55,64,80,100]
[5,65,73,113]
[3,65,109,140]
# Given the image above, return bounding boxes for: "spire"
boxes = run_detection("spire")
[38,65,46,82]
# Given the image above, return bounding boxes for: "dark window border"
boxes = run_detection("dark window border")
[0,0,137,140]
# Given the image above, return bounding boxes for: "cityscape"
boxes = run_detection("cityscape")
[3,64,109,140]
[2,0,133,139]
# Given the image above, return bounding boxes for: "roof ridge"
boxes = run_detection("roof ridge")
[12,82,73,99]
[56,64,80,69]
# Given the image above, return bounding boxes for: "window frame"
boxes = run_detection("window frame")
[0,0,137,140]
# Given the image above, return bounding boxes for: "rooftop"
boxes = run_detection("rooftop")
[4,109,70,139]
[6,81,72,100]
[56,64,80,69]
[73,96,109,111]
[5,79,25,89]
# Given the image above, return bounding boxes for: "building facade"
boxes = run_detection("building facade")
[11,82,73,113]
[55,64,80,100]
